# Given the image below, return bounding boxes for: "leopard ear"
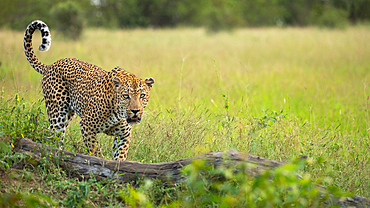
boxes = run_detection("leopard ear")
[145,77,155,88]
[112,76,121,88]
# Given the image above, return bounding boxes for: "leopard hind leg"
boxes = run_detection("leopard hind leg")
[42,74,74,142]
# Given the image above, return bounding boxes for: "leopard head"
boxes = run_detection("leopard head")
[112,69,154,124]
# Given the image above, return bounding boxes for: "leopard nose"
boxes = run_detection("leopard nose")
[131,110,140,115]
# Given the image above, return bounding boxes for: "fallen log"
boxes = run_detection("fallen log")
[13,137,284,183]
[12,137,370,207]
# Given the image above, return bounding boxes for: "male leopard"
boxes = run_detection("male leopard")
[24,20,154,161]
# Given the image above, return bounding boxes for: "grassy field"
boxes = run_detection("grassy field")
[1,25,370,205]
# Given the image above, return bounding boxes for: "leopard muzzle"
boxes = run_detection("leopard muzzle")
[127,110,141,124]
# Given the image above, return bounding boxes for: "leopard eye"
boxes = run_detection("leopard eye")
[123,94,130,99]
[140,94,146,99]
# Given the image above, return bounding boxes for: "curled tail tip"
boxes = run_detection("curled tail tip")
[39,41,51,52]
[28,20,51,52]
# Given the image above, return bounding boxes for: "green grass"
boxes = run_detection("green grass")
[0,25,369,205]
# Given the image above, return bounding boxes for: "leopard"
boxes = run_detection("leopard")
[23,20,155,161]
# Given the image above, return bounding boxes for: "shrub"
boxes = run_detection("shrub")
[314,7,349,28]
[50,1,84,40]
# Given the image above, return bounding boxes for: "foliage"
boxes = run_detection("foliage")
[64,181,90,208]
[1,0,370,30]
[0,92,54,144]
[181,159,331,207]
[0,140,26,171]
[311,5,349,28]
[50,1,84,40]
[195,0,245,32]
[120,158,349,207]
[250,110,286,132]
[0,191,56,208]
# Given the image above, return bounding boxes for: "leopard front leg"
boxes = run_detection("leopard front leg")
[80,119,103,157]
[107,121,132,161]
[112,134,131,161]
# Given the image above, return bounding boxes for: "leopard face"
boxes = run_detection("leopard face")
[112,72,155,125]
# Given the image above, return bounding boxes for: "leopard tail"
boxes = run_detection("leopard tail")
[24,20,51,75]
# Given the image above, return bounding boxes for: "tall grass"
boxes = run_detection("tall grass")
[0,26,369,198]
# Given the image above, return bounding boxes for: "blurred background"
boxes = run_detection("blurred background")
[1,0,370,38]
